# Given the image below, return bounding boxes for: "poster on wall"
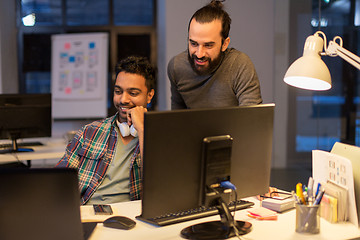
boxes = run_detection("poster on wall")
[51,33,108,119]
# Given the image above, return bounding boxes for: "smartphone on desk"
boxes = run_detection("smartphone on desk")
[93,204,113,215]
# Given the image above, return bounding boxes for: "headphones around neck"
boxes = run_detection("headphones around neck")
[117,120,138,137]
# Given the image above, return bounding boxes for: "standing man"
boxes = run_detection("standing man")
[168,0,262,109]
[56,56,155,205]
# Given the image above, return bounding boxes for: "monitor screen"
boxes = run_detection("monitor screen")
[138,104,274,223]
[0,93,52,153]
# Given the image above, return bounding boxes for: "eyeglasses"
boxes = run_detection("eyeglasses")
[259,191,292,201]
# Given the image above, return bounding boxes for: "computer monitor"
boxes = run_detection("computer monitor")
[138,104,274,226]
[0,93,52,153]
[0,168,85,240]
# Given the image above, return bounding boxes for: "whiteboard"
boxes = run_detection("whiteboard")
[51,33,108,119]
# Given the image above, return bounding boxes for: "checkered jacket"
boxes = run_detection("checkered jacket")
[56,114,141,205]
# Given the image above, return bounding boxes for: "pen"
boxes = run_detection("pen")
[313,188,325,206]
[291,190,301,204]
[296,183,306,204]
[307,177,314,203]
[315,183,321,197]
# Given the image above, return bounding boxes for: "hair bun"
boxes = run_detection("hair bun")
[210,0,225,8]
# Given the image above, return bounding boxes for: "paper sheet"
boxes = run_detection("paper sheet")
[331,142,360,227]
[312,150,358,226]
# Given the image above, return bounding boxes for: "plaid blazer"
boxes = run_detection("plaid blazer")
[56,114,142,205]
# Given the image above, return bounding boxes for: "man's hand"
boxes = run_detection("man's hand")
[127,106,148,135]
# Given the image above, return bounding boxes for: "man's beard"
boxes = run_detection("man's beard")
[187,50,223,76]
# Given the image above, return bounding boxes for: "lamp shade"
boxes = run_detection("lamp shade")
[284,34,332,90]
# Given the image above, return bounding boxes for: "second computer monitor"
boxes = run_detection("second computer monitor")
[0,93,51,153]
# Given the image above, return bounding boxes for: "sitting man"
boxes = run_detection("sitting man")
[56,56,155,205]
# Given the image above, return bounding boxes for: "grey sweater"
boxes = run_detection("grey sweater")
[167,48,262,109]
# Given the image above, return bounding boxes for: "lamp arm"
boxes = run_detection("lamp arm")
[326,41,360,70]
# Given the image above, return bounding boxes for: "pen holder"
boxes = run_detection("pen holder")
[295,203,320,234]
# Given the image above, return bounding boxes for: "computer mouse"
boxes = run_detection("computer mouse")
[103,216,136,230]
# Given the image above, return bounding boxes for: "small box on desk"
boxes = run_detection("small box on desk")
[261,197,295,213]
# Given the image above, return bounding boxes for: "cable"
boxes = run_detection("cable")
[231,189,242,240]
[208,181,249,239]
[219,181,243,240]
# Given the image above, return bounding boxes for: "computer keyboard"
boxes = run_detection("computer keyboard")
[0,141,43,149]
[136,199,254,226]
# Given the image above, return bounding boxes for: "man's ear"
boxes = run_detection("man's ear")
[147,89,155,104]
[221,37,230,52]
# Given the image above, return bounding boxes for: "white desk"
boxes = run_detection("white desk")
[85,198,360,240]
[0,138,66,166]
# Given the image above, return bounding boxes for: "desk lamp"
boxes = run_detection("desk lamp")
[284,31,360,90]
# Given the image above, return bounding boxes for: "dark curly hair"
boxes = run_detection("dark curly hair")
[115,56,156,91]
[188,0,231,43]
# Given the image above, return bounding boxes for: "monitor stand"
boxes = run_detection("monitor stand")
[180,197,252,239]
[180,220,252,240]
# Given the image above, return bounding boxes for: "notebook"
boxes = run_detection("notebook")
[0,168,86,240]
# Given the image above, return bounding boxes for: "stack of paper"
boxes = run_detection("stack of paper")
[261,197,295,213]
[312,148,358,226]
[320,194,338,223]
[323,181,348,222]
[331,142,360,227]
